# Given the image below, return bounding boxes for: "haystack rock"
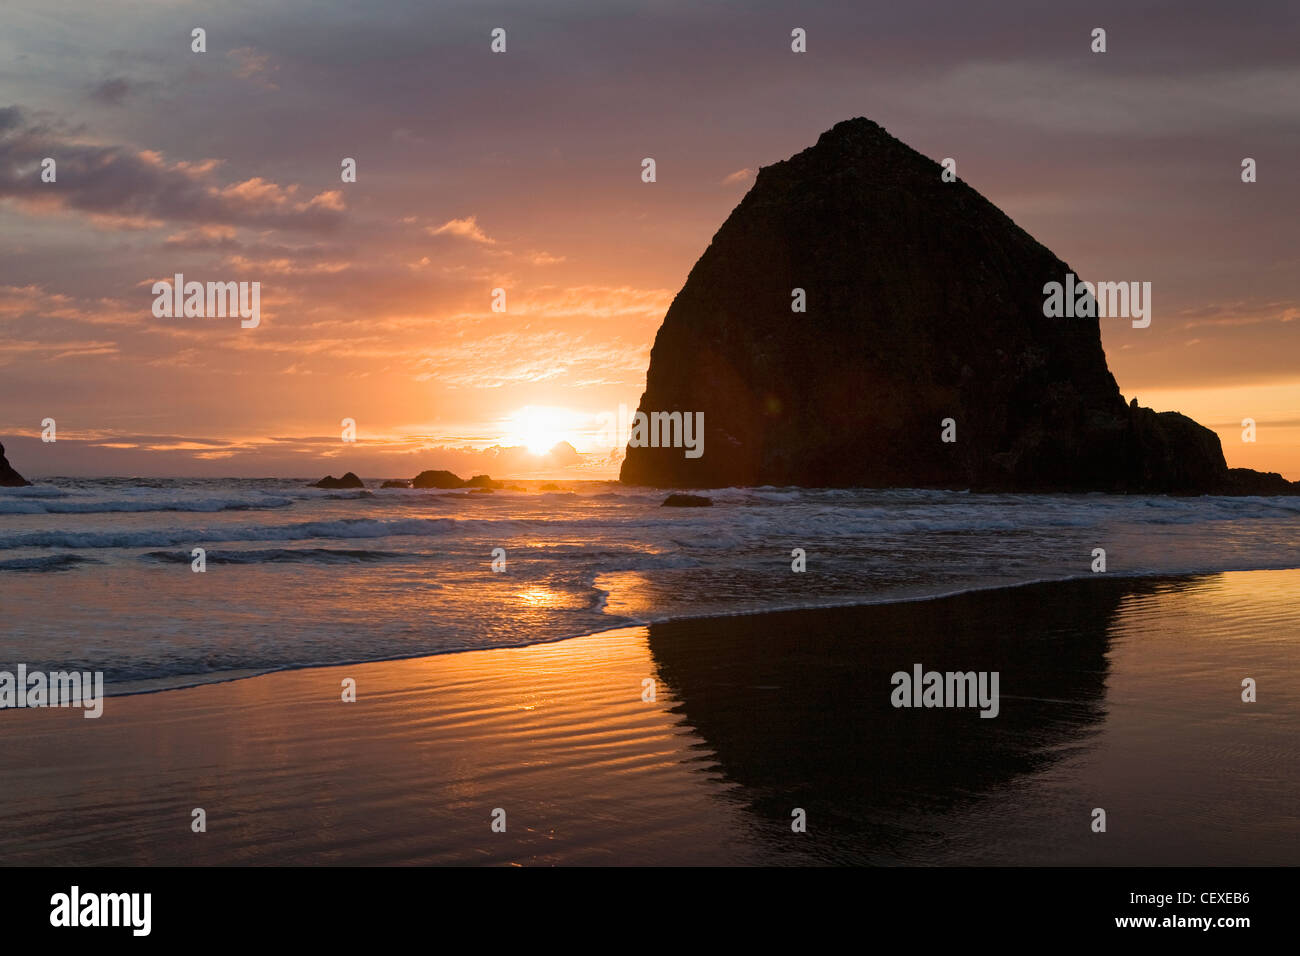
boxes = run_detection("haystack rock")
[0,441,30,487]
[620,118,1294,494]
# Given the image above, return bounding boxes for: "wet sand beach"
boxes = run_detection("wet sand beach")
[0,570,1296,866]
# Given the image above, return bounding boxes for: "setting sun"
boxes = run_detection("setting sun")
[504,405,586,455]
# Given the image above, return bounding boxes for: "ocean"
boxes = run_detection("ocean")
[2,478,1299,695]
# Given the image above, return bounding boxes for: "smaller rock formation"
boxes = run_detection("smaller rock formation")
[312,472,364,489]
[662,493,712,507]
[380,479,411,489]
[1225,469,1300,495]
[0,442,31,487]
[410,470,504,490]
[411,470,467,489]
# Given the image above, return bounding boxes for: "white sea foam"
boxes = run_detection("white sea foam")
[2,478,1298,694]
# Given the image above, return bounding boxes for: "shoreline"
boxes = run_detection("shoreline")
[7,564,1299,702]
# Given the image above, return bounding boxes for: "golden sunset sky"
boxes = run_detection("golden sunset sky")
[2,0,1297,479]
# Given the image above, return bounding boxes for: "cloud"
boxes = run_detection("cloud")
[412,329,649,387]
[1178,300,1300,329]
[427,215,496,244]
[0,430,601,479]
[510,284,672,320]
[162,224,239,248]
[227,47,279,90]
[0,283,137,327]
[0,106,345,232]
[722,167,755,185]
[896,62,1300,135]
[0,338,120,361]
[222,254,351,275]
[89,77,132,106]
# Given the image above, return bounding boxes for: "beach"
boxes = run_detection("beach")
[1,569,1296,866]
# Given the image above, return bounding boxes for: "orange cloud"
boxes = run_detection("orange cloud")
[428,216,496,244]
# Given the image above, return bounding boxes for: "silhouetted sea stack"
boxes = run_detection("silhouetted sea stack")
[411,470,465,489]
[0,442,30,487]
[410,470,503,490]
[312,472,364,489]
[620,118,1296,494]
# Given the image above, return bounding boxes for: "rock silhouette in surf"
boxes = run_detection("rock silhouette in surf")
[0,442,30,487]
[619,118,1295,494]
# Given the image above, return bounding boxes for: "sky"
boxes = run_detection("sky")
[1,0,1297,479]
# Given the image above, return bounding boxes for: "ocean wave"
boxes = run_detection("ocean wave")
[0,553,102,572]
[0,485,71,499]
[0,516,469,550]
[0,496,294,515]
[140,547,408,565]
